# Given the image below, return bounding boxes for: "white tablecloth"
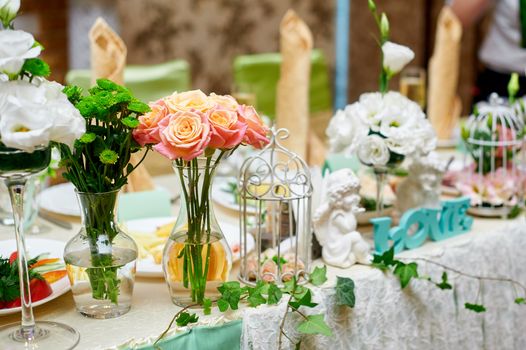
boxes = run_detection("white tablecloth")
[1,174,525,350]
[242,221,526,350]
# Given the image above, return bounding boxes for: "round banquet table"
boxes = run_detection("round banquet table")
[0,174,525,350]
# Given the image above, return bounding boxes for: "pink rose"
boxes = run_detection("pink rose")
[207,107,247,149]
[237,105,269,149]
[153,110,211,161]
[133,100,168,146]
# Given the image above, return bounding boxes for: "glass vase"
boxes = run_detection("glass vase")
[64,190,138,319]
[163,157,232,307]
[0,145,80,349]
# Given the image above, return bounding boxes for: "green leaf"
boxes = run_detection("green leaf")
[217,298,229,312]
[272,255,287,266]
[217,281,243,311]
[296,314,332,337]
[393,262,418,289]
[21,58,50,77]
[248,292,266,307]
[175,312,199,327]
[128,101,151,114]
[335,276,355,308]
[79,133,96,144]
[203,298,212,315]
[289,289,318,310]
[246,281,267,307]
[309,265,327,286]
[121,116,140,128]
[267,283,282,305]
[464,303,486,313]
[372,246,396,271]
[99,149,119,165]
[515,297,525,305]
[436,272,452,290]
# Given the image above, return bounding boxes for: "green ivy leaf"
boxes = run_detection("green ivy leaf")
[283,277,308,300]
[79,133,96,144]
[464,303,486,313]
[436,272,452,290]
[289,289,318,311]
[21,58,50,77]
[217,298,229,312]
[217,281,243,311]
[121,116,140,128]
[203,298,212,315]
[393,262,418,289]
[99,149,119,165]
[296,314,332,337]
[372,246,396,271]
[335,276,355,308]
[128,101,151,114]
[515,297,525,305]
[175,312,199,327]
[267,283,282,305]
[309,265,327,286]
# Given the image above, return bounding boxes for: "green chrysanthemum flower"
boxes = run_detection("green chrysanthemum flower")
[121,116,140,128]
[99,149,119,165]
[79,133,96,143]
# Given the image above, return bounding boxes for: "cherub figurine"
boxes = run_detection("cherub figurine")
[397,152,446,213]
[313,169,371,268]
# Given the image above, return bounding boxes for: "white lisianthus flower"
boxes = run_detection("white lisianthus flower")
[0,0,20,27]
[326,108,368,154]
[382,41,414,76]
[356,92,384,131]
[0,79,86,152]
[0,30,41,76]
[357,134,390,166]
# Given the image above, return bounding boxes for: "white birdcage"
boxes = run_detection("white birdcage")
[462,93,526,217]
[238,128,313,286]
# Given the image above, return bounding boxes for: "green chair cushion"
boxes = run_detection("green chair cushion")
[65,60,191,103]
[233,49,332,119]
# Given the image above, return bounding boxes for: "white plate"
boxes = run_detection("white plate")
[212,177,258,215]
[38,183,79,217]
[126,217,255,278]
[0,239,70,316]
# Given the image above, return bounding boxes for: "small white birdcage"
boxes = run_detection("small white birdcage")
[238,128,313,286]
[461,93,526,217]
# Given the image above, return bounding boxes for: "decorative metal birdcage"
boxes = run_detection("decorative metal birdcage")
[461,93,526,217]
[238,128,313,286]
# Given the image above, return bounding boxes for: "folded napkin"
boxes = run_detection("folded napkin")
[427,7,463,141]
[276,10,313,160]
[89,17,155,192]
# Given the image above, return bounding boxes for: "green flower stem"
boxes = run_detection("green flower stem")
[175,153,226,304]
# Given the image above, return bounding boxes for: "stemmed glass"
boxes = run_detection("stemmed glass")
[0,145,79,349]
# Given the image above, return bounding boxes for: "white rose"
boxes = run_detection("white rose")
[382,41,414,76]
[357,134,390,166]
[0,30,41,76]
[0,0,19,27]
[326,108,368,155]
[0,80,85,152]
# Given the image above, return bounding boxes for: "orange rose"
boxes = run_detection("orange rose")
[163,89,214,114]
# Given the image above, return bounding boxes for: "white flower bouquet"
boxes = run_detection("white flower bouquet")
[327,91,436,167]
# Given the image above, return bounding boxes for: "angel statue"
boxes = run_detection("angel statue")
[397,152,446,213]
[313,169,371,268]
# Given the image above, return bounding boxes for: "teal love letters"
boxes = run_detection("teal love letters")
[371,197,473,254]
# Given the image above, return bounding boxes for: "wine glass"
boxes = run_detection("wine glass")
[399,67,426,110]
[0,145,80,349]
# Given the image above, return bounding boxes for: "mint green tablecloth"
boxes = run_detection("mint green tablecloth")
[65,60,190,103]
[133,320,242,350]
[233,49,332,119]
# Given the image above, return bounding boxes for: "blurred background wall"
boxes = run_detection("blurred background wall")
[17,0,489,114]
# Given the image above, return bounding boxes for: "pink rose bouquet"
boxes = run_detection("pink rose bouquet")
[133,89,269,305]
